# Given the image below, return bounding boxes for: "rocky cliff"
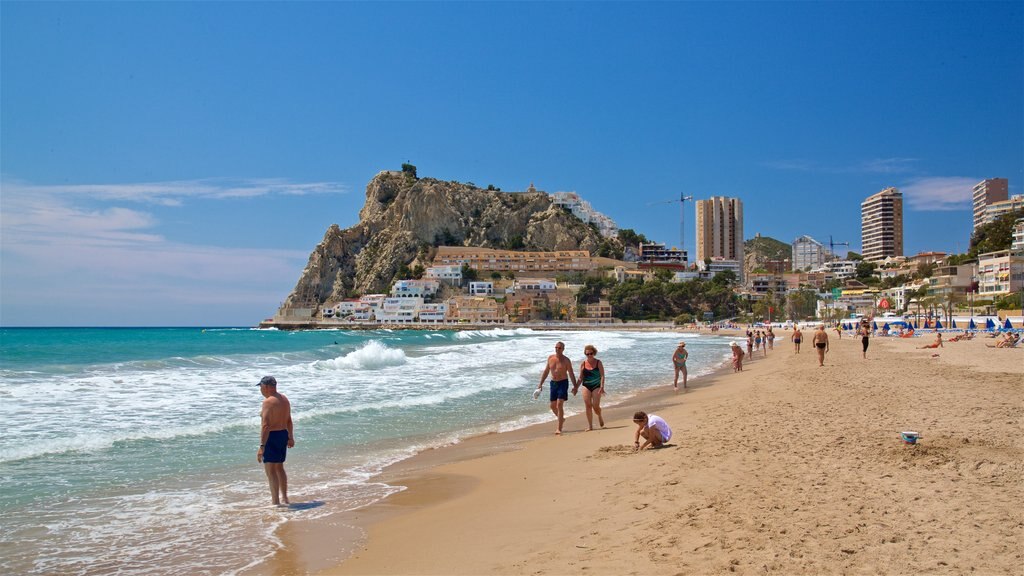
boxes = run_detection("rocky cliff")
[278,171,620,312]
[743,235,792,276]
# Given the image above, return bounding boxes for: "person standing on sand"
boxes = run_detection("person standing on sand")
[730,341,744,372]
[767,327,775,350]
[812,325,830,366]
[537,341,578,435]
[746,333,754,359]
[672,341,688,391]
[859,321,871,359]
[633,411,672,450]
[792,325,803,353]
[257,376,294,506]
[578,344,605,430]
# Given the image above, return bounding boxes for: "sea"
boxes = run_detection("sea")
[0,326,733,575]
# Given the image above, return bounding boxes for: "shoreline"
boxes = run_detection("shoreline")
[290,330,1021,575]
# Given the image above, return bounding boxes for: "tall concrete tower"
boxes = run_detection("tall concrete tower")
[695,197,744,276]
[972,178,1009,231]
[860,187,903,262]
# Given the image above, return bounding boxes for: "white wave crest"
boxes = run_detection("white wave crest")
[315,340,407,370]
[453,328,535,340]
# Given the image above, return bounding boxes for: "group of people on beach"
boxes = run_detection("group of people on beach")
[535,340,674,450]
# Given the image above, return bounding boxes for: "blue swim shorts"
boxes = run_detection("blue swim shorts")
[263,429,289,463]
[549,379,569,402]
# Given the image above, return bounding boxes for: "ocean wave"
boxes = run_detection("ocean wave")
[0,416,255,464]
[313,340,407,370]
[453,327,535,340]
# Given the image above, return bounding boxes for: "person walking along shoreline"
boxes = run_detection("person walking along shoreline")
[578,344,605,430]
[537,341,578,435]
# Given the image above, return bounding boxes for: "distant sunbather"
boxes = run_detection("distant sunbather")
[920,333,944,349]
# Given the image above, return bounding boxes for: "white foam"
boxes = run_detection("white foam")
[313,340,407,370]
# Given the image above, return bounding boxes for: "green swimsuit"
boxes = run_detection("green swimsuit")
[580,360,602,391]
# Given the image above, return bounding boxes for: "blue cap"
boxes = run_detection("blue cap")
[258,376,277,387]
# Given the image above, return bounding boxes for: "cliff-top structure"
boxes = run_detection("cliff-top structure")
[276,170,623,316]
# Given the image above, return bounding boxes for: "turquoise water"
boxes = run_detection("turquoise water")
[0,327,732,575]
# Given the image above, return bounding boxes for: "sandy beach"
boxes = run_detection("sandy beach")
[260,329,1022,575]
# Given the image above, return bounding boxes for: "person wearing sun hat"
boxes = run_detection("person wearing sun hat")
[730,341,744,372]
[672,341,688,391]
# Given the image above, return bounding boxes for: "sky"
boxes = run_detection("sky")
[1,1,1021,327]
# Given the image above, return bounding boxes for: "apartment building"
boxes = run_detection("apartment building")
[433,246,591,273]
[637,242,688,269]
[792,235,827,272]
[977,250,1024,297]
[695,197,744,278]
[861,187,904,262]
[982,195,1024,226]
[447,296,505,323]
[972,178,1009,231]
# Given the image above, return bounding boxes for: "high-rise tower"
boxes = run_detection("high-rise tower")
[695,197,744,277]
[860,188,903,262]
[972,178,1009,231]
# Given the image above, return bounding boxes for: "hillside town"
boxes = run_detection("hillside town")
[266,179,1023,329]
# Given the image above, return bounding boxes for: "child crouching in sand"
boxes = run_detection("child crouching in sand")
[632,411,672,450]
[730,341,744,372]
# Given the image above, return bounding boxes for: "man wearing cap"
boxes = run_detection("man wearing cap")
[257,376,294,506]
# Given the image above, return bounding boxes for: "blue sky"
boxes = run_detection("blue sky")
[2,1,1021,326]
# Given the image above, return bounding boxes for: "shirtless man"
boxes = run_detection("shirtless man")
[812,325,830,366]
[791,325,803,354]
[536,341,578,435]
[257,376,294,506]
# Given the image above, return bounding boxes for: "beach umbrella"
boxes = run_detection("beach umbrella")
[935,319,943,329]
[951,319,958,329]
[1004,318,1013,329]
[913,320,919,329]
[872,321,878,330]
[985,318,996,330]
[968,319,977,330]
[882,322,890,331]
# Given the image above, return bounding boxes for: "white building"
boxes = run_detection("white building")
[416,303,449,323]
[391,279,440,298]
[550,191,619,238]
[509,278,557,293]
[424,265,463,285]
[376,297,424,324]
[699,257,742,279]
[792,235,827,272]
[1013,218,1024,251]
[814,260,856,280]
[468,281,494,296]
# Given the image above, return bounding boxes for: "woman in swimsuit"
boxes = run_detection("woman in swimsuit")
[578,344,605,430]
[672,341,688,391]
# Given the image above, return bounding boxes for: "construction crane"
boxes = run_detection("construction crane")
[649,193,694,256]
[828,235,850,260]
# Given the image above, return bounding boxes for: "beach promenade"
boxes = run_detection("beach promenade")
[263,330,1022,575]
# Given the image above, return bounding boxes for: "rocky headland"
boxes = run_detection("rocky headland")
[277,171,622,314]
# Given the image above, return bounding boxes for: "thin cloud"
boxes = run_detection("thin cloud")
[0,176,325,325]
[0,177,348,205]
[762,157,918,175]
[900,176,978,211]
